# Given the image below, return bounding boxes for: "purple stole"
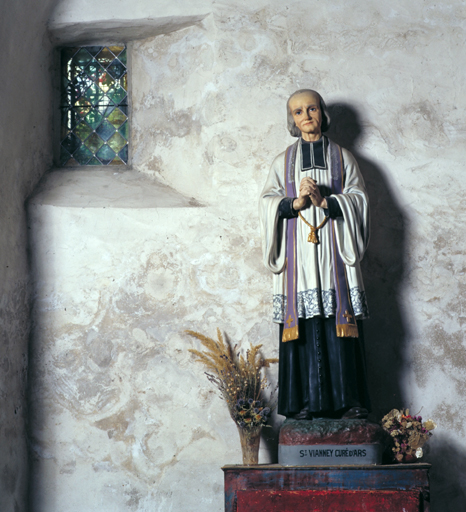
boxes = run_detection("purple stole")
[281,138,359,343]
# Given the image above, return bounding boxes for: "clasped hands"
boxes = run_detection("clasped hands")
[292,177,328,211]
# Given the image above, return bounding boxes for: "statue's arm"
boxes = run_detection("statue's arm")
[324,197,343,219]
[278,197,298,218]
[280,194,343,219]
[259,153,288,274]
[331,149,370,265]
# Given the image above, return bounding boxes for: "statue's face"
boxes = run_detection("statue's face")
[289,92,322,141]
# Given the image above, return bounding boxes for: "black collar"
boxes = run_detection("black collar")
[301,136,327,170]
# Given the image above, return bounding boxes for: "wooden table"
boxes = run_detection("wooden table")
[222,463,430,511]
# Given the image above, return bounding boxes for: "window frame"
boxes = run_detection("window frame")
[54,42,132,168]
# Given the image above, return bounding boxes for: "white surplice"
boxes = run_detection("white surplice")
[259,138,370,324]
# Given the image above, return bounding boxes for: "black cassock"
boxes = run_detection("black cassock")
[278,317,371,418]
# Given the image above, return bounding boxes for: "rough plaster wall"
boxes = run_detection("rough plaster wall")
[0,1,58,510]
[28,200,266,511]
[28,0,466,511]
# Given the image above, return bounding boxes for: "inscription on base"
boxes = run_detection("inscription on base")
[278,444,382,466]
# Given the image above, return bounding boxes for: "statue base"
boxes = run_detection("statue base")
[278,418,387,466]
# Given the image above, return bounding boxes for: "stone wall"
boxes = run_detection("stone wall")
[26,1,466,511]
[0,1,58,511]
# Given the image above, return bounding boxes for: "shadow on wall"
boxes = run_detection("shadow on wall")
[326,102,407,422]
[425,435,466,512]
[327,104,466,512]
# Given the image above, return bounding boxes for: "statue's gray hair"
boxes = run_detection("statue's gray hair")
[286,89,331,137]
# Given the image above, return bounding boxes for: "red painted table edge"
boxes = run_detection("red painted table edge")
[222,462,431,470]
[222,463,431,512]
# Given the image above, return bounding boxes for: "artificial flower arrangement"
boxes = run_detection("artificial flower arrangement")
[381,408,437,462]
[186,329,278,431]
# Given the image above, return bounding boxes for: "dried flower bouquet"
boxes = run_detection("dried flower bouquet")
[186,328,278,430]
[381,408,436,462]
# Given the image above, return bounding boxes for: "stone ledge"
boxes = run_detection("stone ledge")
[28,168,204,209]
[49,15,209,45]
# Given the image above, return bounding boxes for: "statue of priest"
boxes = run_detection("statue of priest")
[259,89,371,421]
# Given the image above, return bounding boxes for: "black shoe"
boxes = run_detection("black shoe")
[293,408,313,420]
[341,407,368,419]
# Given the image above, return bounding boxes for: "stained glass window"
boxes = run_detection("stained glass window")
[60,45,129,166]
